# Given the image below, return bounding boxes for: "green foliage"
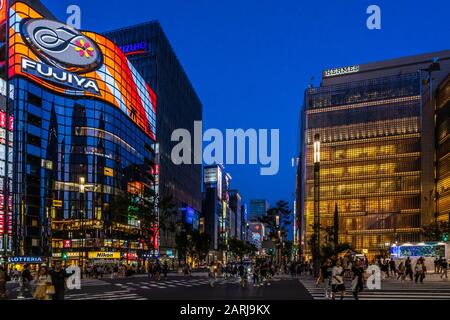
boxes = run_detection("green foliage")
[259,200,292,248]
[228,237,257,261]
[421,221,450,241]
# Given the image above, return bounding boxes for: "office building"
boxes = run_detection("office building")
[2,0,158,267]
[104,22,203,256]
[248,199,269,222]
[300,51,450,258]
[436,75,450,222]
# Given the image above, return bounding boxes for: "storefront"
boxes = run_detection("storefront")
[6,256,46,273]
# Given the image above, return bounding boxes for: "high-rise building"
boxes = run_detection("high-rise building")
[2,0,158,267]
[229,190,243,240]
[436,75,450,222]
[300,51,450,258]
[248,199,269,222]
[104,22,203,256]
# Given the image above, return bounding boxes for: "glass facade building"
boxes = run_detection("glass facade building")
[104,23,203,255]
[437,75,450,222]
[300,51,450,258]
[2,0,158,267]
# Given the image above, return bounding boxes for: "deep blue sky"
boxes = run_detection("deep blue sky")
[43,0,450,208]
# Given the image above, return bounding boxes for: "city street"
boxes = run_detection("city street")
[300,274,450,300]
[4,273,312,300]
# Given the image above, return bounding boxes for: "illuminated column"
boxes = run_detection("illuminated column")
[313,133,321,275]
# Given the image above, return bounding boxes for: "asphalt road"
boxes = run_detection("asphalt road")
[4,274,313,300]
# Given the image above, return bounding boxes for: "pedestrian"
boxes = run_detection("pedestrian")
[12,268,19,282]
[33,266,52,300]
[389,259,397,278]
[163,262,169,279]
[434,257,441,274]
[49,261,69,300]
[397,262,406,282]
[351,260,364,300]
[405,257,413,281]
[18,264,33,299]
[209,263,217,287]
[155,262,161,281]
[331,260,345,300]
[441,258,448,280]
[0,265,9,299]
[238,264,248,288]
[414,260,425,284]
[320,259,333,299]
[253,265,260,287]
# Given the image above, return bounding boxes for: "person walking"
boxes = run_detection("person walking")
[397,262,406,282]
[434,257,441,274]
[49,261,69,300]
[18,264,33,299]
[351,260,364,300]
[162,262,169,279]
[155,262,161,281]
[405,257,413,281]
[414,260,425,284]
[389,259,397,278]
[238,264,248,288]
[440,258,448,280]
[33,266,52,300]
[253,265,260,287]
[0,265,9,299]
[320,259,333,299]
[209,263,217,287]
[331,260,345,300]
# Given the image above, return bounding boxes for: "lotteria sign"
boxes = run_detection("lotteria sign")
[8,256,45,263]
[9,2,157,140]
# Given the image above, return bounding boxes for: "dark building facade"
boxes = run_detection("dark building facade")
[104,23,203,255]
[300,51,450,258]
[2,0,158,267]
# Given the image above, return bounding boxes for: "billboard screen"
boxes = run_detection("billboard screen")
[8,2,156,140]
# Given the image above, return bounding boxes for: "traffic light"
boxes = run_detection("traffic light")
[62,251,68,260]
[442,233,449,242]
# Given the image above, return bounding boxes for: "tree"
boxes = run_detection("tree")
[191,230,211,263]
[421,221,450,242]
[259,200,292,247]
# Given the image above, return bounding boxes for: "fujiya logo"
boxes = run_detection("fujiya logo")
[21,19,102,73]
[22,58,100,95]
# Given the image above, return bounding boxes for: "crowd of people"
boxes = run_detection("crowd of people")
[314,254,449,300]
[0,261,71,300]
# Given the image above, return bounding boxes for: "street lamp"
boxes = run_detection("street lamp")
[313,133,321,276]
[420,58,441,237]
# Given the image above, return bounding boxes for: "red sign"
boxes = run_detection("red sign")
[63,240,72,248]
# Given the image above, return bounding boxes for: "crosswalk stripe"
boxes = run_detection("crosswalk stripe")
[299,277,450,300]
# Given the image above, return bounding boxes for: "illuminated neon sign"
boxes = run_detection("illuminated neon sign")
[323,65,360,78]
[9,2,157,140]
[119,41,148,56]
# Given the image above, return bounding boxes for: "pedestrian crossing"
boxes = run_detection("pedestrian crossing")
[299,277,450,300]
[109,276,283,291]
[66,289,148,300]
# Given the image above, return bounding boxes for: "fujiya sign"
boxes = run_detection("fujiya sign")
[323,65,360,78]
[19,18,101,95]
[21,19,102,73]
[21,58,100,94]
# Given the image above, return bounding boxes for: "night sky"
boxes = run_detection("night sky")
[43,0,450,209]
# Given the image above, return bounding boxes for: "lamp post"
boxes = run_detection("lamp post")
[313,133,321,276]
[420,58,441,237]
[78,177,95,272]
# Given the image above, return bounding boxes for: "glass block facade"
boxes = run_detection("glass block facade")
[302,73,424,257]
[2,1,158,265]
[437,75,450,222]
